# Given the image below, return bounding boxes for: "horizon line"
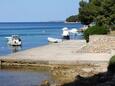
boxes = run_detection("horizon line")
[0,20,65,23]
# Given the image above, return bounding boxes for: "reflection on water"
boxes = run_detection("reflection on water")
[8,46,22,53]
[0,22,83,56]
[0,69,52,86]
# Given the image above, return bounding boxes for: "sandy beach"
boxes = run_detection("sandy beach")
[0,39,112,65]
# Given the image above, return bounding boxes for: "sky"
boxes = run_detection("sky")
[0,0,80,22]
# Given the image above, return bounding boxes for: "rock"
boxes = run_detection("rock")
[50,83,61,86]
[40,80,50,86]
[82,68,93,73]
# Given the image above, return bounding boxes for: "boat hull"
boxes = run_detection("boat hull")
[48,37,62,43]
[7,39,22,46]
[5,35,22,46]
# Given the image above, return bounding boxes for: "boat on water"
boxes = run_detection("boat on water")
[48,37,62,43]
[5,35,22,46]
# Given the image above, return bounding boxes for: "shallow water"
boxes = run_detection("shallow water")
[0,22,83,56]
[0,22,83,86]
[0,69,52,86]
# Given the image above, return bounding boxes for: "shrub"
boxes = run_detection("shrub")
[84,25,109,42]
[111,26,115,31]
[108,55,115,73]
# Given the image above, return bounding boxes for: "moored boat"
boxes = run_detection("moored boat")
[5,35,22,46]
[48,37,62,43]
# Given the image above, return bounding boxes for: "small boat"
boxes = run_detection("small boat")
[5,35,22,46]
[48,37,62,43]
[69,28,78,34]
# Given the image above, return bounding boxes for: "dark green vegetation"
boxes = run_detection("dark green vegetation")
[66,15,78,22]
[66,0,115,29]
[66,0,115,42]
[108,55,115,73]
[84,25,109,42]
[76,0,115,42]
[79,0,115,27]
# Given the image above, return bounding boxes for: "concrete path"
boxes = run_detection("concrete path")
[0,40,112,64]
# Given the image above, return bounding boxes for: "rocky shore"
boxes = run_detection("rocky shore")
[50,63,108,84]
[0,62,108,86]
[77,35,115,53]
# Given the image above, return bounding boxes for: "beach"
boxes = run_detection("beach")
[0,39,112,65]
[0,35,115,85]
[0,0,114,85]
[0,22,114,85]
[0,37,114,85]
[0,22,85,86]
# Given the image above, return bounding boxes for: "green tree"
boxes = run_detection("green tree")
[66,15,78,22]
[96,0,115,28]
[78,0,92,25]
[66,0,115,29]
[78,0,115,29]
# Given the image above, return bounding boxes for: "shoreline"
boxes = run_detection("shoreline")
[0,36,114,85]
[0,60,108,85]
[0,40,112,65]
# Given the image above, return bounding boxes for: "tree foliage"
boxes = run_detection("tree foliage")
[66,15,78,22]
[78,0,115,28]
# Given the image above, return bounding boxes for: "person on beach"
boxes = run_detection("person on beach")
[62,27,70,40]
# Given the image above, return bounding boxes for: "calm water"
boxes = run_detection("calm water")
[0,22,83,56]
[0,70,51,86]
[0,22,83,86]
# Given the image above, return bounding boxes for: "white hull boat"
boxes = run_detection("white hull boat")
[5,35,22,46]
[48,37,62,43]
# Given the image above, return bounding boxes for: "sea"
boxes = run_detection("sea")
[0,70,52,86]
[0,22,83,86]
[0,22,83,56]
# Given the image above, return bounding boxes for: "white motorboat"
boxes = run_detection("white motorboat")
[48,37,62,43]
[5,35,22,46]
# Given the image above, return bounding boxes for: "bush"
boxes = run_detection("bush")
[111,26,115,31]
[84,25,109,42]
[108,55,115,73]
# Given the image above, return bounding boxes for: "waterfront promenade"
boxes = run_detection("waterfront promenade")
[0,40,112,65]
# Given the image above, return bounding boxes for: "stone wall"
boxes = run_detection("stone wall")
[89,35,115,45]
[77,35,115,53]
